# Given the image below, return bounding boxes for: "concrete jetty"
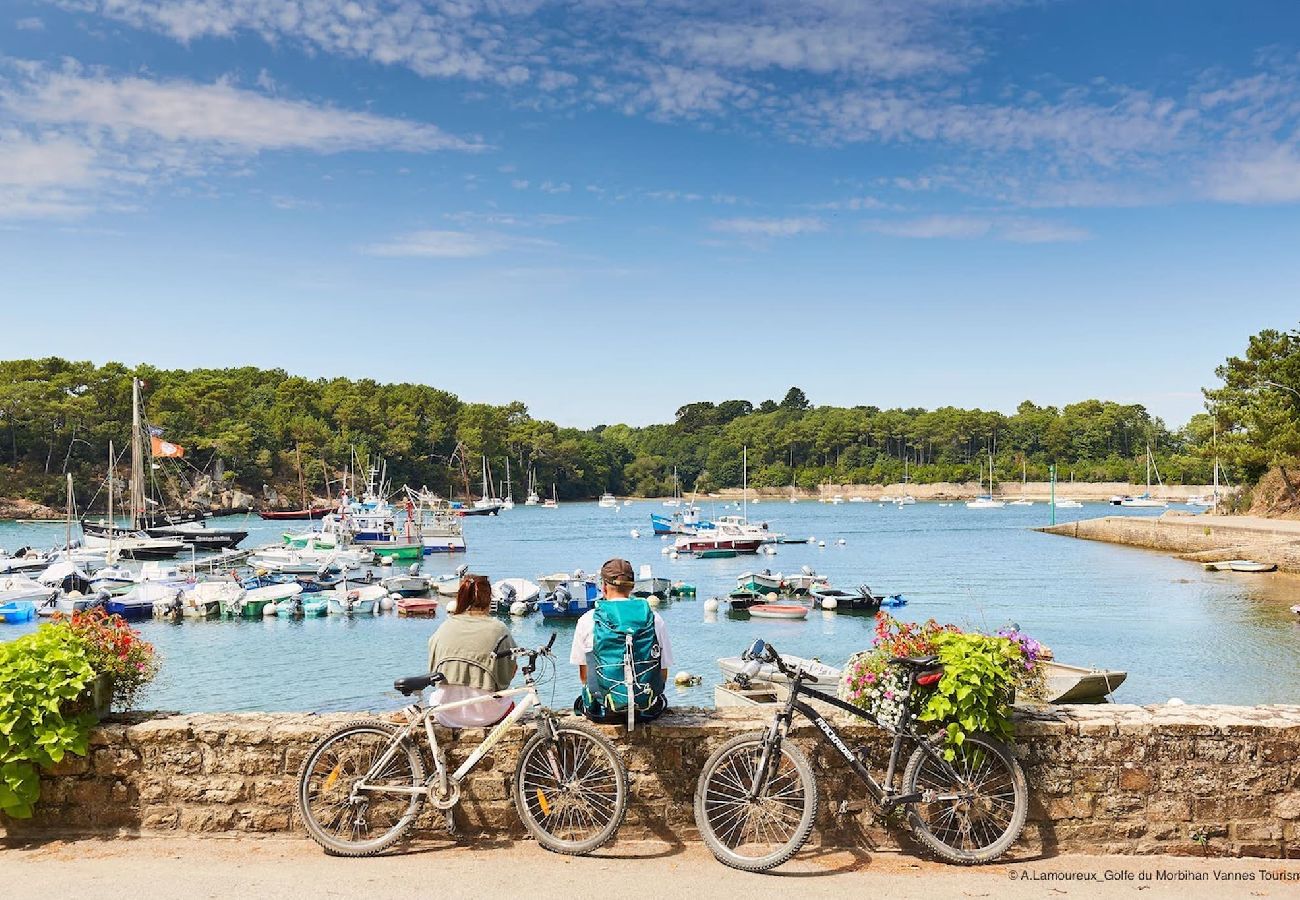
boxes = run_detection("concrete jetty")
[1037,513,1300,573]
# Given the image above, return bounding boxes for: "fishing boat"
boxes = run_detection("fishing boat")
[727,588,769,611]
[1042,662,1128,703]
[537,579,599,619]
[747,603,809,620]
[186,581,240,618]
[736,570,783,594]
[381,567,431,597]
[598,492,618,508]
[0,548,52,574]
[396,596,439,616]
[329,582,384,615]
[274,593,329,617]
[538,570,597,596]
[782,567,829,595]
[810,585,877,612]
[50,592,102,616]
[0,600,36,623]
[109,582,176,621]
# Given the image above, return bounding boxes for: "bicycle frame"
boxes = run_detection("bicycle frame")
[753,667,964,810]
[354,681,552,799]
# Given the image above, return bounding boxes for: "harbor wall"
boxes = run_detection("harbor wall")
[719,482,1225,502]
[1038,513,1300,574]
[5,705,1300,858]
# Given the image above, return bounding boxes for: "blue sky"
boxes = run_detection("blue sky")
[2,1,1299,428]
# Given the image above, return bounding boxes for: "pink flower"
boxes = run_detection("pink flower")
[884,690,894,700]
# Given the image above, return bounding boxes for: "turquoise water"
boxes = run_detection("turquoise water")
[3,500,1297,712]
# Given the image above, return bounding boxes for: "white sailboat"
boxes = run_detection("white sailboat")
[663,467,682,507]
[501,459,515,510]
[473,456,505,511]
[897,455,916,505]
[524,466,540,506]
[1118,445,1168,508]
[1008,458,1034,506]
[543,483,559,509]
[1186,426,1224,509]
[966,451,1005,509]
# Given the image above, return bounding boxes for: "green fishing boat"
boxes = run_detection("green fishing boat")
[369,541,424,561]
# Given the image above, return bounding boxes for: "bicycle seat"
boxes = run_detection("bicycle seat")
[393,673,446,695]
[890,655,940,669]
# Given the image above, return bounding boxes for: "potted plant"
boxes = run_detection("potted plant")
[59,608,159,714]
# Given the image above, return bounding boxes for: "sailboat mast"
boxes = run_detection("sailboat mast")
[130,377,145,529]
[296,443,306,509]
[107,440,115,563]
[65,472,73,551]
[1212,422,1219,502]
[742,446,748,522]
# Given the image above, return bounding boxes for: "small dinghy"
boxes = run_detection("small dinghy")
[0,574,59,606]
[0,600,37,623]
[1042,662,1128,703]
[727,588,771,612]
[238,582,302,618]
[718,654,841,685]
[275,593,328,617]
[396,596,439,617]
[381,566,432,597]
[537,579,597,619]
[747,603,808,620]
[329,583,385,615]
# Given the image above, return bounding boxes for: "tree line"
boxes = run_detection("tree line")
[3,336,1293,511]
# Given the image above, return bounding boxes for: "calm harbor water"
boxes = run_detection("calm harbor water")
[3,500,1298,713]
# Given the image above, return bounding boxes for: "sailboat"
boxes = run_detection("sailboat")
[1186,425,1224,509]
[1008,458,1034,506]
[663,467,682,507]
[524,467,540,506]
[1116,445,1168,508]
[473,456,505,512]
[897,455,916,505]
[966,451,1005,509]
[500,459,515,510]
[543,483,559,509]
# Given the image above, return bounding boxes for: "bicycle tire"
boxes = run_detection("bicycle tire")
[513,719,628,855]
[693,731,817,872]
[297,719,426,856]
[902,732,1027,864]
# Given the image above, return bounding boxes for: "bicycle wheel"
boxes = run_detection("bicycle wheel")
[514,719,628,855]
[693,731,817,872]
[297,719,426,856]
[902,732,1027,864]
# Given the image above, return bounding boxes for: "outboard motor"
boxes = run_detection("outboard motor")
[552,584,571,615]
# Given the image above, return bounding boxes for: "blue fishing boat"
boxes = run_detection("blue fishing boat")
[539,579,599,619]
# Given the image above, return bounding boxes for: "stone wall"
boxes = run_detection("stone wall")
[1039,514,1300,573]
[4,704,1300,858]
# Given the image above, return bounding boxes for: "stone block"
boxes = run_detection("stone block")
[92,748,141,776]
[1274,792,1300,819]
[1260,740,1299,763]
[1117,766,1153,792]
[48,754,91,776]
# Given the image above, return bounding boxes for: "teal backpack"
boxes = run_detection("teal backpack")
[578,599,667,729]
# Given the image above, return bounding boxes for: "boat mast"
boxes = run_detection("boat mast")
[505,458,512,500]
[1212,421,1219,504]
[742,445,748,523]
[107,440,116,564]
[296,443,306,510]
[130,377,145,530]
[65,472,73,551]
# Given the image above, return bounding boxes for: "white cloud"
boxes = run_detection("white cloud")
[361,228,555,258]
[867,214,1089,242]
[710,216,825,237]
[16,17,44,30]
[1203,146,1300,204]
[443,210,580,227]
[0,62,481,219]
[539,180,571,194]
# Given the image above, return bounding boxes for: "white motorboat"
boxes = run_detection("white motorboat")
[1054,498,1084,509]
[492,577,541,606]
[0,574,58,605]
[633,564,671,598]
[0,549,54,574]
[781,567,829,595]
[829,495,845,505]
[381,568,432,597]
[186,581,242,618]
[718,654,841,685]
[81,530,185,560]
[598,492,618,508]
[896,495,917,505]
[90,565,136,595]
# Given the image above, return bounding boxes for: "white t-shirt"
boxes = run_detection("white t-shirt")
[569,604,674,670]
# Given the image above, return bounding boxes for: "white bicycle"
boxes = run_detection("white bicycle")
[297,634,628,856]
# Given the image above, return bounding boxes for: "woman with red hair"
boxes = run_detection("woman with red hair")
[425,574,518,727]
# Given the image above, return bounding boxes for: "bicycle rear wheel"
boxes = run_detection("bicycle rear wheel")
[514,719,628,855]
[297,720,426,856]
[693,731,817,872]
[902,732,1027,864]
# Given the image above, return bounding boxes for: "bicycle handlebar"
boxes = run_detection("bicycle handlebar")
[496,632,558,660]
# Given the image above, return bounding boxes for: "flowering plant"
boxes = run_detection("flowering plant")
[839,614,1047,755]
[57,608,160,711]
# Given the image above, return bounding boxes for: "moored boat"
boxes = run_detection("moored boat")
[747,603,809,620]
[329,582,385,615]
[538,579,598,619]
[396,596,439,616]
[0,600,37,623]
[258,506,336,520]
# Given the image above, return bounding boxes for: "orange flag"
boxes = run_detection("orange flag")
[150,436,185,458]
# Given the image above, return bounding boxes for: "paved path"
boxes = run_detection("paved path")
[5,837,1300,899]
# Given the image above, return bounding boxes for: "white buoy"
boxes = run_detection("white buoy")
[821,597,838,611]
[808,536,816,543]
[380,594,396,611]
[703,597,720,612]
[1166,697,1186,706]
[836,538,846,546]
[674,671,693,686]
[630,529,640,539]
[765,592,778,602]
[381,555,394,566]
[660,546,671,555]
[647,595,662,607]
[670,551,680,560]
[510,601,528,616]
[818,541,826,548]
[262,603,277,616]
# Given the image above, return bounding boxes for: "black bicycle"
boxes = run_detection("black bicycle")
[694,639,1027,871]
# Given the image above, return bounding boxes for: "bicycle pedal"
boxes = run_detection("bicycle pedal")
[836,800,869,816]
[444,808,459,837]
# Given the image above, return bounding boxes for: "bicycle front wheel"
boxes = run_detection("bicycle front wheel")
[693,731,817,872]
[902,732,1027,864]
[514,719,628,855]
[297,720,426,856]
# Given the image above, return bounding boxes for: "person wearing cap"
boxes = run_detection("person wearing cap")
[570,557,674,687]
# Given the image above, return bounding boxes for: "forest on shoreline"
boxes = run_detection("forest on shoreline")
[0,354,1250,511]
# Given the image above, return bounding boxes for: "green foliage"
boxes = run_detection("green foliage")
[0,359,1218,508]
[916,632,1028,755]
[0,626,98,818]
[1204,323,1300,482]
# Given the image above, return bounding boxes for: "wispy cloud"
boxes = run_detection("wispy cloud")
[443,210,581,227]
[0,61,482,219]
[16,17,44,31]
[1203,146,1300,204]
[710,216,825,237]
[867,215,1090,242]
[361,229,554,258]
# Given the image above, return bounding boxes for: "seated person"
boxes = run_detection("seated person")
[426,574,517,727]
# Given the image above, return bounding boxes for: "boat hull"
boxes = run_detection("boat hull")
[747,604,809,620]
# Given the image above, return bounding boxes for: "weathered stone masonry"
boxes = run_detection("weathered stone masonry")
[4,704,1300,857]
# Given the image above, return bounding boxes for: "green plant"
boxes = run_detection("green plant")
[839,614,1046,760]
[0,626,98,818]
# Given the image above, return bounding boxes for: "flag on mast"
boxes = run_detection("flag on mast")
[150,436,185,458]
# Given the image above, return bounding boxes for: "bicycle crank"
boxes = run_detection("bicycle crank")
[427,780,461,810]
